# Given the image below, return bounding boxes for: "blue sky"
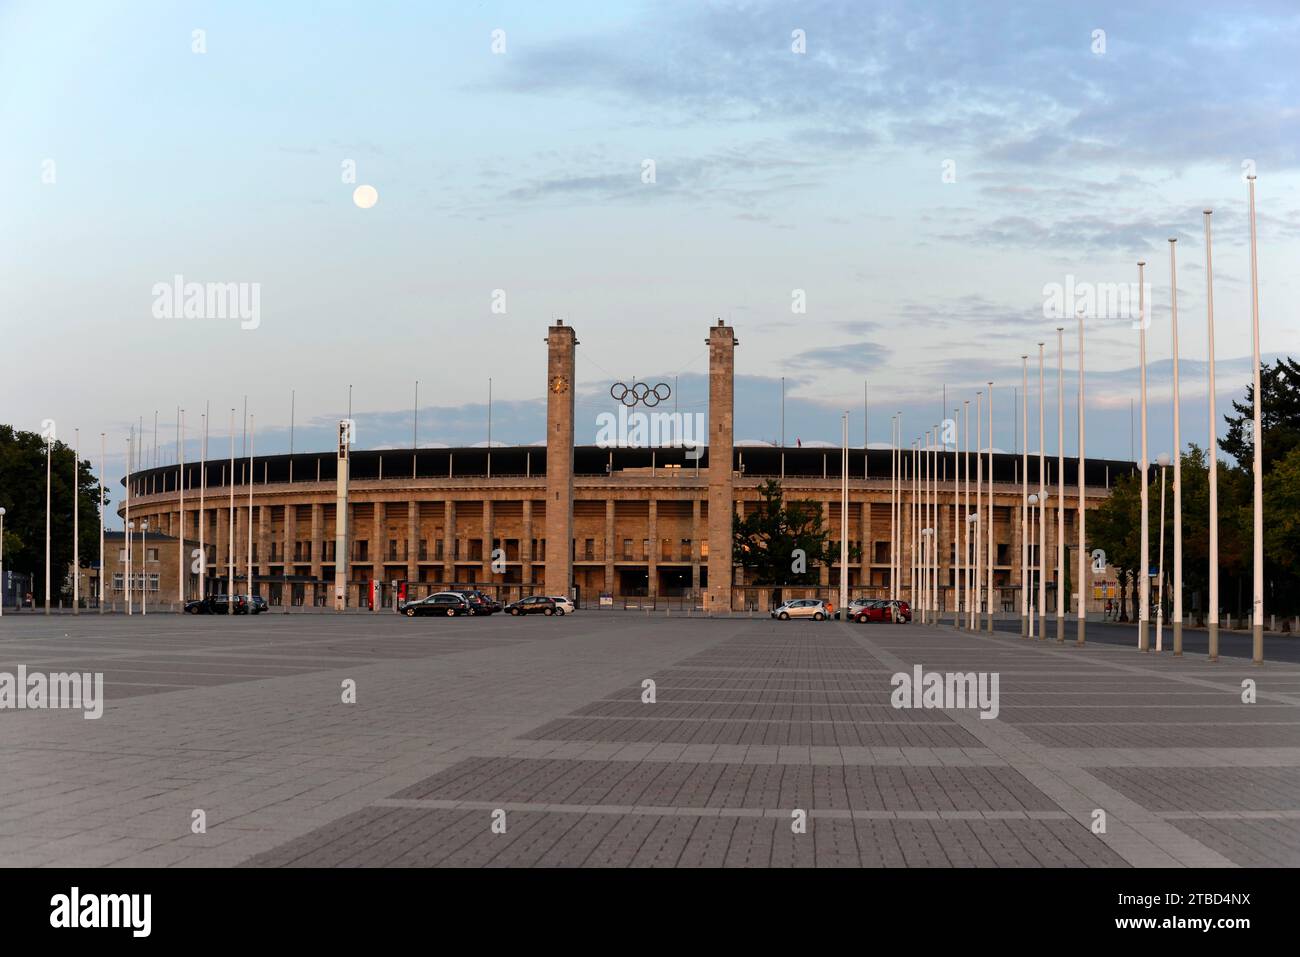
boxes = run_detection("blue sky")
[3,0,1297,503]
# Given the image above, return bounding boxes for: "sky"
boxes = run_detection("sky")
[2,0,1298,511]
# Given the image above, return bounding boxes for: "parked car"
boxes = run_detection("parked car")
[771,598,829,621]
[880,599,912,623]
[457,590,501,615]
[244,594,268,614]
[504,596,557,616]
[184,595,248,615]
[549,596,575,615]
[402,592,472,617]
[835,597,875,620]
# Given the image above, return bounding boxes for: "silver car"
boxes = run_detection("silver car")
[771,598,829,621]
[550,596,576,615]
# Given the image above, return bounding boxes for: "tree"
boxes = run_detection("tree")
[0,425,105,602]
[1089,470,1140,620]
[1220,357,1300,471]
[733,479,850,586]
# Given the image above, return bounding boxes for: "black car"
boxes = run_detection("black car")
[245,595,268,614]
[402,592,472,617]
[184,595,248,615]
[504,596,557,616]
[457,590,501,615]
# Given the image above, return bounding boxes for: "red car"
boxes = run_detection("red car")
[853,599,911,623]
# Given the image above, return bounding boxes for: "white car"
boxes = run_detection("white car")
[771,598,829,621]
[550,596,575,615]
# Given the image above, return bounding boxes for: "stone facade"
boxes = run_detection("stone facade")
[116,320,1127,612]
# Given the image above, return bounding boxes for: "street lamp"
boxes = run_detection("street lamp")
[967,511,979,629]
[1027,493,1039,639]
[141,518,149,615]
[1155,452,1170,652]
[961,400,970,628]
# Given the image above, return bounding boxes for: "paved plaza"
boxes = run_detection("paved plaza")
[1,611,1298,867]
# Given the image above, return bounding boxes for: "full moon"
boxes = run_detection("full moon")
[352,184,379,209]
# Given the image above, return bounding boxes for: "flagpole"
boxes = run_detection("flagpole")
[1138,260,1150,652]
[73,429,79,614]
[178,409,185,604]
[1169,237,1184,656]
[1203,210,1219,661]
[228,408,235,614]
[1246,175,1264,665]
[1021,355,1028,638]
[1056,327,1065,641]
[98,433,105,614]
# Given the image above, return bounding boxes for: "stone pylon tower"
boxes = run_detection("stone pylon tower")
[544,320,578,596]
[707,319,737,611]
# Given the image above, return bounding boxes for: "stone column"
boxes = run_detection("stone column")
[706,319,737,611]
[310,503,322,587]
[544,320,577,596]
[647,497,658,599]
[604,499,615,596]
[443,500,457,585]
[482,499,495,583]
[861,495,872,590]
[285,503,298,569]
[691,498,701,593]
[257,504,268,578]
[407,500,418,583]
[521,499,532,586]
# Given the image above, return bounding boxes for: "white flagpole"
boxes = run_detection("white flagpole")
[1169,238,1184,656]
[73,429,79,614]
[99,433,105,613]
[1056,327,1065,642]
[1204,210,1219,661]
[178,409,185,604]
[247,413,255,602]
[1246,175,1264,665]
[1138,260,1150,652]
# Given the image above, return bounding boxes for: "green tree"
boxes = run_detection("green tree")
[1220,357,1300,471]
[0,425,106,603]
[1089,469,1140,620]
[734,479,852,586]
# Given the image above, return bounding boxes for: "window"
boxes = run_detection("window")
[700,539,709,559]
[355,540,368,561]
[435,538,444,561]
[622,539,633,560]
[118,548,127,562]
[146,548,158,562]
[584,539,595,560]
[681,538,692,561]
[149,573,160,592]
[112,573,124,593]
[418,539,428,561]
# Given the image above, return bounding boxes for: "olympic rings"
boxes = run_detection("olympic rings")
[609,381,671,408]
